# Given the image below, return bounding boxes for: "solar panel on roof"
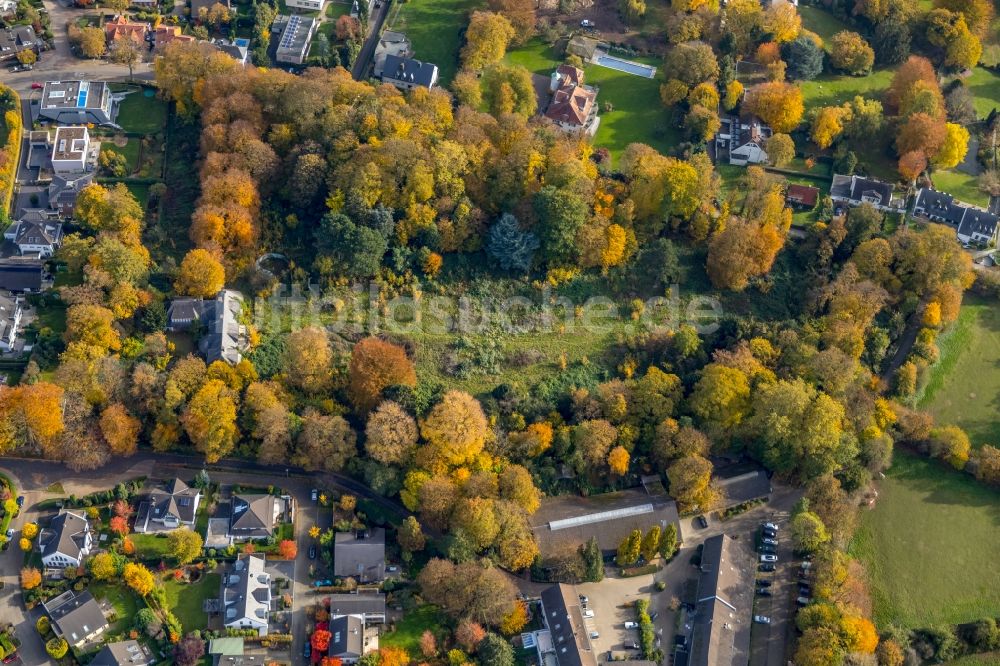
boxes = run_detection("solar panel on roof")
[548,503,654,531]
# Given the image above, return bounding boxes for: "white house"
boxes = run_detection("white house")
[830,173,906,213]
[51,126,93,174]
[912,187,1000,246]
[3,212,63,258]
[39,511,92,568]
[222,554,271,636]
[716,116,771,166]
[134,478,202,533]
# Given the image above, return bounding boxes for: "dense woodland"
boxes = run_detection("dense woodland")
[2,0,1000,663]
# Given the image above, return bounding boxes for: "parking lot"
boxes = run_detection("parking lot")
[575,568,672,661]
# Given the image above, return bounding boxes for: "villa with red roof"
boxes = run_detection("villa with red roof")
[544,65,600,136]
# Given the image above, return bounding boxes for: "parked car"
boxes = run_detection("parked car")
[580,19,595,27]
[756,579,772,587]
[624,621,639,629]
[583,610,595,619]
[753,615,771,624]
[759,563,776,572]
[797,596,811,606]
[311,488,318,502]
[589,631,599,639]
[761,537,778,546]
[696,515,708,529]
[304,642,311,659]
[755,588,772,597]
[308,545,316,560]
[4,529,11,539]
[759,544,776,554]
[624,641,640,650]
[649,612,658,621]
[31,81,43,89]
[762,529,777,539]
[762,522,779,531]
[760,554,778,563]
[15,496,23,507]
[579,595,589,604]
[1,653,15,664]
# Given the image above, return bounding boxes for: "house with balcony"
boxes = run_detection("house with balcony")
[544,65,599,136]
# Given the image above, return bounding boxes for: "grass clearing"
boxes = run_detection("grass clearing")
[932,169,988,207]
[799,68,894,108]
[506,39,678,162]
[90,582,140,634]
[380,605,443,654]
[325,1,349,17]
[849,451,1000,629]
[115,89,168,135]
[920,294,1000,447]
[958,66,1000,119]
[163,573,221,632]
[131,532,173,560]
[799,5,852,44]
[387,0,480,85]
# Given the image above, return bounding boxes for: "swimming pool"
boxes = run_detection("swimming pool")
[594,54,657,79]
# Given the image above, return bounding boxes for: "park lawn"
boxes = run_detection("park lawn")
[506,40,677,162]
[958,66,1000,119]
[90,582,140,634]
[920,294,1000,446]
[131,533,173,560]
[387,0,480,85]
[849,451,1000,629]
[380,605,443,655]
[163,573,221,632]
[799,68,895,108]
[115,89,169,135]
[932,169,988,207]
[798,5,852,44]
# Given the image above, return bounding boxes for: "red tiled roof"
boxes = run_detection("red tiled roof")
[786,184,819,207]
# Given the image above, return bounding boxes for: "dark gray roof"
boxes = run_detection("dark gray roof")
[39,511,90,560]
[43,590,107,645]
[540,584,598,666]
[0,25,37,56]
[230,494,278,537]
[716,470,771,508]
[326,593,386,619]
[329,614,364,660]
[334,528,386,581]
[688,535,754,666]
[146,477,201,524]
[166,297,211,327]
[530,488,680,556]
[0,260,42,291]
[958,207,999,239]
[48,172,94,210]
[198,289,246,365]
[90,640,154,666]
[382,55,438,87]
[914,188,963,223]
[830,174,893,206]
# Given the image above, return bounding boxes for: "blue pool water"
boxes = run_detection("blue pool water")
[594,54,656,79]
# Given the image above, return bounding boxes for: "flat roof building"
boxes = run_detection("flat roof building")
[38,81,118,126]
[273,15,317,65]
[687,535,755,666]
[51,126,92,174]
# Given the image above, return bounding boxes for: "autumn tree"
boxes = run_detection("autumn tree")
[20,567,41,590]
[174,634,206,666]
[887,56,938,111]
[640,525,661,562]
[77,26,106,58]
[936,0,994,36]
[397,516,426,553]
[420,391,489,468]
[932,122,970,168]
[168,528,203,564]
[365,400,418,464]
[488,0,534,41]
[742,82,804,133]
[277,539,297,559]
[811,105,851,149]
[896,112,947,158]
[348,338,417,413]
[829,31,874,74]
[498,464,541,514]
[294,410,356,472]
[64,304,121,358]
[724,0,764,55]
[707,218,785,290]
[417,558,517,626]
[124,562,156,596]
[790,511,830,552]
[616,528,642,565]
[461,11,514,71]
[108,38,142,81]
[898,150,928,182]
[109,516,130,536]
[283,327,335,394]
[100,404,140,457]
[154,40,240,116]
[481,64,537,117]
[667,455,718,512]
[182,379,239,463]
[766,133,795,167]
[174,249,225,298]
[88,552,118,580]
[763,0,800,42]
[662,41,719,87]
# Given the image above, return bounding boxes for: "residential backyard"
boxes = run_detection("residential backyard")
[113,87,169,135]
[90,582,141,635]
[130,533,173,560]
[163,573,221,632]
[956,66,1000,119]
[932,168,989,207]
[380,605,443,655]
[386,0,480,85]
[920,294,1000,446]
[849,451,1000,629]
[506,39,677,162]
[798,4,851,44]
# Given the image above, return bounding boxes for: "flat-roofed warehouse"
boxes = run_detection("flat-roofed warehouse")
[530,487,681,557]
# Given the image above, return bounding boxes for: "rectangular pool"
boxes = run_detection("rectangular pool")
[594,54,656,79]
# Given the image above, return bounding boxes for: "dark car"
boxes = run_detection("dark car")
[1,653,16,663]
[15,496,23,507]
[759,544,777,554]
[799,585,812,596]
[756,579,772,587]
[696,515,708,529]
[308,545,317,560]
[649,612,658,621]
[304,641,311,659]
[759,563,776,572]
[762,528,777,539]
[625,641,640,650]
[755,588,772,597]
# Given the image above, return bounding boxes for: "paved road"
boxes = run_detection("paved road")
[351,0,391,80]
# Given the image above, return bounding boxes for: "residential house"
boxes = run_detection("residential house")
[39,510,92,568]
[104,15,150,47]
[129,0,158,8]
[166,289,249,365]
[90,640,155,666]
[326,593,387,623]
[229,494,287,541]
[286,0,326,11]
[153,25,196,51]
[212,37,251,65]
[830,173,905,213]
[0,0,18,17]
[912,187,1000,245]
[566,34,601,60]
[716,115,771,166]
[0,293,24,353]
[44,590,108,649]
[373,31,411,78]
[687,534,755,666]
[221,554,272,636]
[134,478,202,533]
[530,487,681,559]
[537,584,598,666]
[328,614,373,664]
[716,469,772,510]
[380,55,439,91]
[334,528,386,582]
[272,15,317,65]
[544,65,599,136]
[50,173,96,217]
[0,25,38,62]
[207,636,249,666]
[3,211,63,258]
[0,260,43,292]
[785,183,819,209]
[51,126,96,174]
[38,81,120,126]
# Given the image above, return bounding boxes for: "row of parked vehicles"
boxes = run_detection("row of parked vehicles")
[754,522,779,625]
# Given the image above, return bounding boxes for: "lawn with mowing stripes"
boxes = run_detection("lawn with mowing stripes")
[920,294,1000,446]
[849,451,1000,630]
